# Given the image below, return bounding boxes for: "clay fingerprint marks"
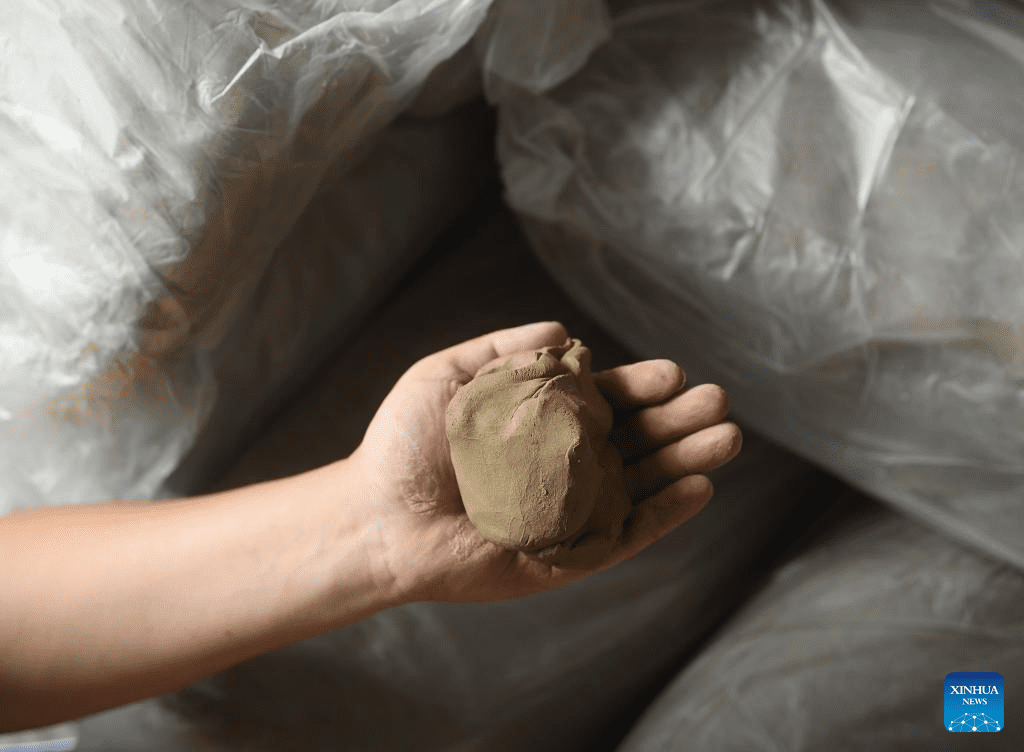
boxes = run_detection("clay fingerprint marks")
[446,338,630,568]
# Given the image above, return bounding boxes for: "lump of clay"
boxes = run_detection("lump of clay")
[445,337,631,568]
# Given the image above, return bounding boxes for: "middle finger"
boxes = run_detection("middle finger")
[611,383,731,462]
[623,421,743,501]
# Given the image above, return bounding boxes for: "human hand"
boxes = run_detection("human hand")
[349,322,742,604]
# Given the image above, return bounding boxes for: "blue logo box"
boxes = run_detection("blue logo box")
[945,672,1004,732]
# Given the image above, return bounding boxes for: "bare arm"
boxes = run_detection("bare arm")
[0,457,395,733]
[0,321,741,733]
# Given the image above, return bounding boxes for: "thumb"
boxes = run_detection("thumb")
[441,321,570,379]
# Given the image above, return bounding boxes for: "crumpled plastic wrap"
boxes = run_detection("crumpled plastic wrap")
[485,0,1024,569]
[6,1,1023,748]
[616,491,1024,751]
[0,0,496,513]
[162,103,498,495]
[0,721,78,752]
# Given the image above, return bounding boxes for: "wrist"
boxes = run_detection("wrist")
[300,456,413,622]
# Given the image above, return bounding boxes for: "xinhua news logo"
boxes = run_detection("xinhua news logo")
[945,672,1004,732]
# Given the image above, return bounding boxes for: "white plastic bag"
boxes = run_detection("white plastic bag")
[0,0,495,513]
[617,492,1024,750]
[163,103,498,495]
[486,0,1024,568]
[0,722,78,752]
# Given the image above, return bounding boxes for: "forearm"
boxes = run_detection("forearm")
[0,457,398,732]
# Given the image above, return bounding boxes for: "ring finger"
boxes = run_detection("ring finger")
[623,421,743,501]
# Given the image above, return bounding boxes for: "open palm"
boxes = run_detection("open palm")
[351,322,742,604]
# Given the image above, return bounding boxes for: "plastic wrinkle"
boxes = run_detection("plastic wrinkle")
[491,0,1024,569]
[4,3,1024,747]
[0,0,495,514]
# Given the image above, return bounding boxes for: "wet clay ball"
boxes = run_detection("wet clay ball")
[445,338,630,568]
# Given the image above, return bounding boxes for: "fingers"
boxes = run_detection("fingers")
[593,360,686,410]
[612,383,731,462]
[439,321,569,380]
[610,474,714,565]
[624,421,742,500]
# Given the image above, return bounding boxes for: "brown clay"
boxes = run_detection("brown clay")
[445,337,630,568]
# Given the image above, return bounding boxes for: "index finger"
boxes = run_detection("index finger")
[593,360,686,410]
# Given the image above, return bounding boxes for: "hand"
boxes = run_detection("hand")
[349,322,742,604]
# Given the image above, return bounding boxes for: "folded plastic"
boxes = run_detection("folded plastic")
[0,0,495,513]
[163,104,497,496]
[617,492,1024,750]
[487,0,1024,568]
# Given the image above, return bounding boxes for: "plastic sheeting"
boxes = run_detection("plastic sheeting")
[0,0,500,513]
[616,490,1024,750]
[6,0,1023,747]
[486,0,1024,569]
[162,103,498,495]
[0,722,78,752]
